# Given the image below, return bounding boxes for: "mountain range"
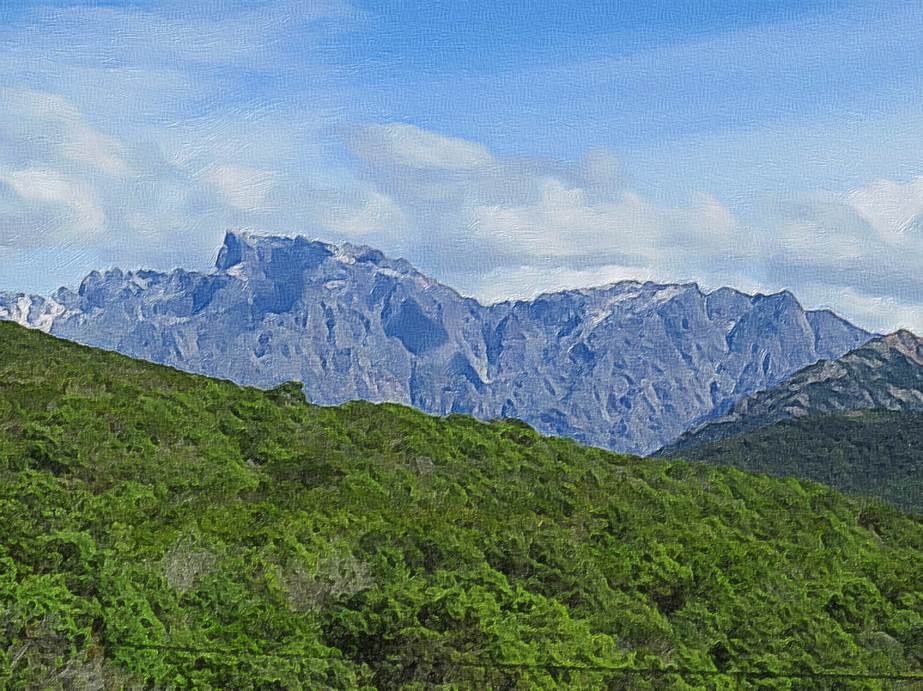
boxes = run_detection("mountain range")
[0,230,873,453]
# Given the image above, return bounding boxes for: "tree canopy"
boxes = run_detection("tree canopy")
[0,322,921,689]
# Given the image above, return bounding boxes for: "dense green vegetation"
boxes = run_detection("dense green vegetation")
[664,410,923,516]
[0,321,922,689]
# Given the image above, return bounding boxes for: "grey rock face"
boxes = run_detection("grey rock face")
[660,330,923,455]
[0,231,871,453]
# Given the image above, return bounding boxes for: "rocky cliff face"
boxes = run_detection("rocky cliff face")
[660,330,923,455]
[0,231,871,453]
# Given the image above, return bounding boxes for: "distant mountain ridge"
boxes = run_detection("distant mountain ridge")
[0,230,871,453]
[661,330,923,455]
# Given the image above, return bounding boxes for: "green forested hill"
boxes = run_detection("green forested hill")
[0,321,922,689]
[661,410,923,516]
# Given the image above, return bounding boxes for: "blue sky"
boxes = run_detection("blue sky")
[0,0,922,331]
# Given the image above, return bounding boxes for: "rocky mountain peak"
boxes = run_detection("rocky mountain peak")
[215,230,432,288]
[875,329,923,364]
[215,230,335,274]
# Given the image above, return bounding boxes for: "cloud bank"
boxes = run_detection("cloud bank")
[339,122,921,333]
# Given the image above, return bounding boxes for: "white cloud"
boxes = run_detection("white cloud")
[1,89,129,176]
[201,165,275,211]
[752,183,923,333]
[12,1,355,70]
[0,168,105,236]
[795,284,923,334]
[470,182,743,265]
[342,122,923,334]
[347,127,753,287]
[468,263,659,304]
[350,123,494,171]
[847,175,923,243]
[319,188,409,237]
[471,181,653,260]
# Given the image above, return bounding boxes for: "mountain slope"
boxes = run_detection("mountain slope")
[0,321,921,689]
[662,409,923,514]
[662,331,923,454]
[0,231,870,454]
